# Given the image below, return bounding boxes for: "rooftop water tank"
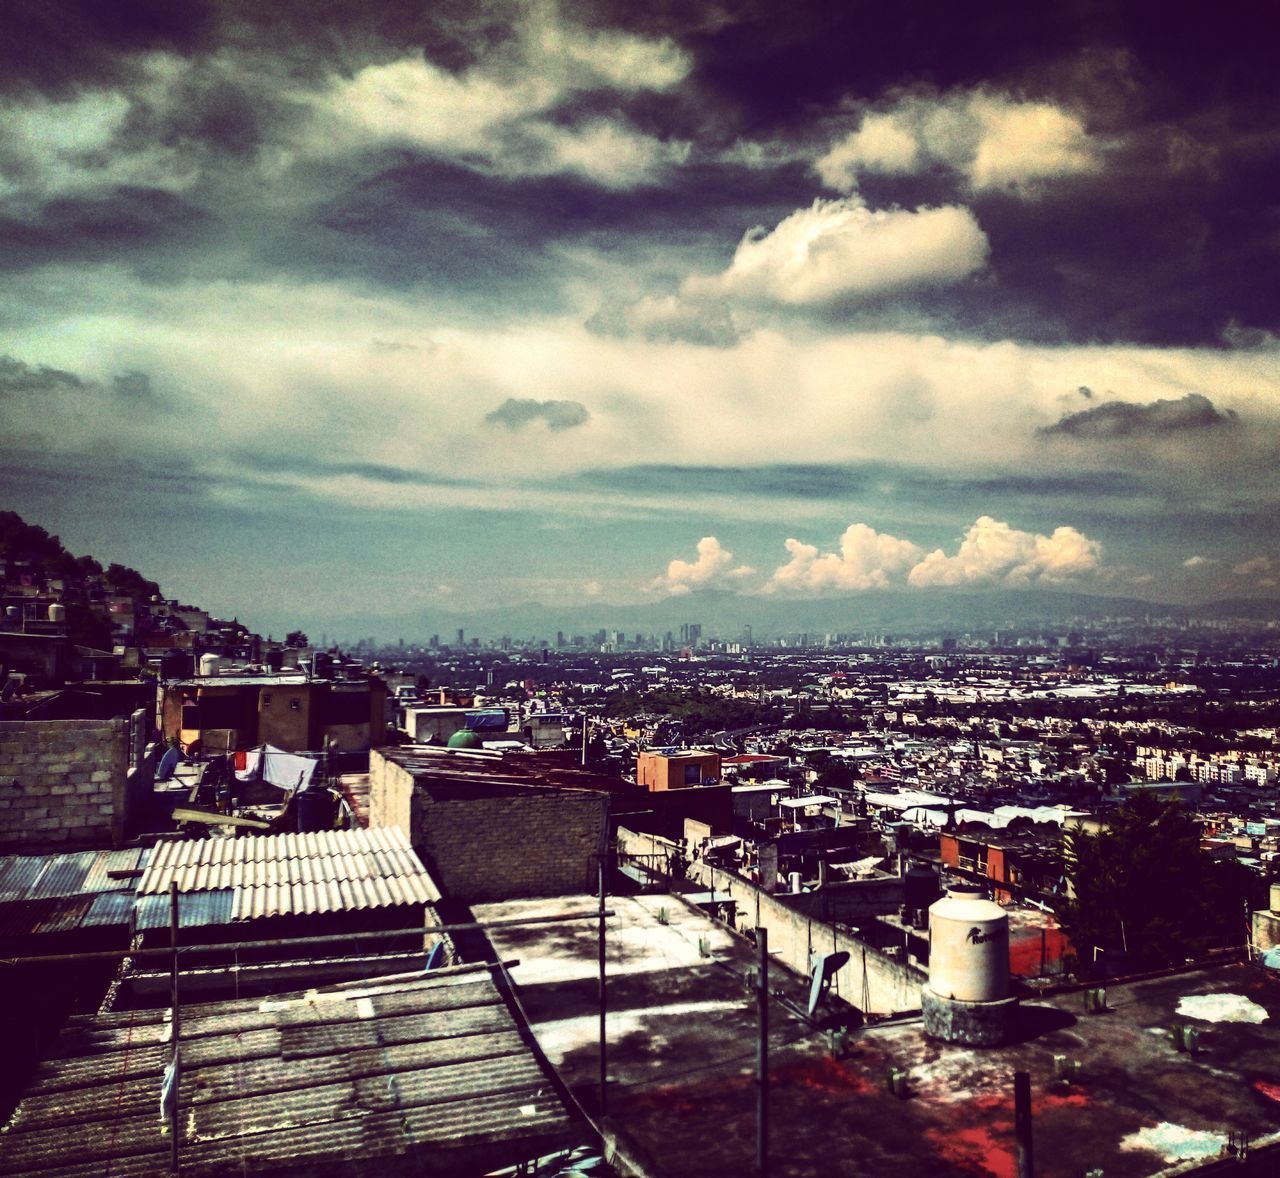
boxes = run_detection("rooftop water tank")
[1271,881,1280,916]
[904,864,939,914]
[927,884,1009,1003]
[199,653,222,678]
[47,603,66,623]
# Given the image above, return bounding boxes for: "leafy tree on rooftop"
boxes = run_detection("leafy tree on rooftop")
[1060,792,1261,970]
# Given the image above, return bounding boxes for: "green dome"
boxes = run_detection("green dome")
[447,729,483,749]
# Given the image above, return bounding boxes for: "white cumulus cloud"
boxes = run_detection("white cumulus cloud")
[817,90,1102,195]
[765,523,923,594]
[311,6,690,189]
[908,516,1103,587]
[653,536,755,596]
[684,197,989,308]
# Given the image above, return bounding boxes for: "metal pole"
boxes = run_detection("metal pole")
[1015,1069,1033,1178]
[756,926,769,1177]
[2,909,615,968]
[598,858,608,1118]
[170,882,180,1173]
[582,713,588,768]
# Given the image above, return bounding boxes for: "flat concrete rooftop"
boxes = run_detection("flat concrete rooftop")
[479,893,1280,1177]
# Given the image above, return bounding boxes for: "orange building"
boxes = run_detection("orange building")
[637,749,721,791]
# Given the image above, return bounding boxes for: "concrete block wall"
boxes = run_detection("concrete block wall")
[0,718,129,850]
[414,791,608,902]
[618,826,925,1016]
[367,749,608,902]
[368,748,414,832]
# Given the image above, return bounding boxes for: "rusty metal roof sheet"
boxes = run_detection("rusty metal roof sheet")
[136,827,439,923]
[0,848,150,904]
[0,848,145,938]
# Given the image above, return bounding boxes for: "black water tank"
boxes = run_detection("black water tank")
[904,864,939,913]
[295,789,333,832]
[161,651,194,679]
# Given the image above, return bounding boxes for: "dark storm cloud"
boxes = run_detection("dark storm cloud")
[0,187,207,274]
[485,399,590,432]
[0,0,214,96]
[0,355,85,394]
[1040,393,1238,440]
[565,462,1143,503]
[231,451,480,488]
[0,355,169,407]
[0,0,1276,351]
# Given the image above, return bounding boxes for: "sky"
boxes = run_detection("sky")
[1,0,1278,636]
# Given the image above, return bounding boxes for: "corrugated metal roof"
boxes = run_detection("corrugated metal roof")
[81,890,138,929]
[0,856,45,902]
[135,888,235,931]
[81,847,148,892]
[135,827,439,923]
[1,973,575,1175]
[0,848,144,937]
[0,848,151,904]
[27,851,96,899]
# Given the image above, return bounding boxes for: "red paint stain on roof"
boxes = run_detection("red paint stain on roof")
[774,1055,875,1096]
[925,1123,1016,1178]
[1255,1080,1280,1104]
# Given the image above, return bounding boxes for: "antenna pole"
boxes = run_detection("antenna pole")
[756,926,769,1177]
[598,857,608,1119]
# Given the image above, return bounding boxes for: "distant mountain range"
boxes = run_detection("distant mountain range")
[323,589,1280,645]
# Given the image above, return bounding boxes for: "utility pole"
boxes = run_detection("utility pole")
[598,859,608,1118]
[756,927,769,1177]
[169,883,181,1172]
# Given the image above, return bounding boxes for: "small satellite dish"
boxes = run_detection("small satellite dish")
[808,950,850,1016]
[424,939,446,971]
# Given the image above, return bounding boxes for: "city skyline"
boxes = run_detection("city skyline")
[1,1,1278,637]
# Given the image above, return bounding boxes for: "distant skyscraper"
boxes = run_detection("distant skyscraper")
[456,628,465,648]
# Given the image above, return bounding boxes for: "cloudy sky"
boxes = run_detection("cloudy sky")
[1,0,1277,634]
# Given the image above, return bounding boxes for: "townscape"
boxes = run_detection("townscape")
[3,512,1280,1176]
[3,0,1280,1174]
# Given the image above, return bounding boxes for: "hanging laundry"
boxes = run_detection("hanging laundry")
[234,744,318,791]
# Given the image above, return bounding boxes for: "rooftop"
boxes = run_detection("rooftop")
[134,827,439,929]
[478,893,1280,1177]
[0,970,582,1176]
[0,847,148,940]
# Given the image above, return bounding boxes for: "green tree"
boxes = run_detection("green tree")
[1061,793,1260,970]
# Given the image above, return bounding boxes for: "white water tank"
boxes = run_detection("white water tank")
[199,653,222,678]
[927,884,1009,1003]
[47,603,66,623]
[1271,881,1280,916]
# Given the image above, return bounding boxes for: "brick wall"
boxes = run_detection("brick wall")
[618,826,925,1016]
[368,747,414,832]
[0,718,129,851]
[412,790,608,902]
[368,749,608,901]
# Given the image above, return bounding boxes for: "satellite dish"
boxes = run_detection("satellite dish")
[808,950,850,1016]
